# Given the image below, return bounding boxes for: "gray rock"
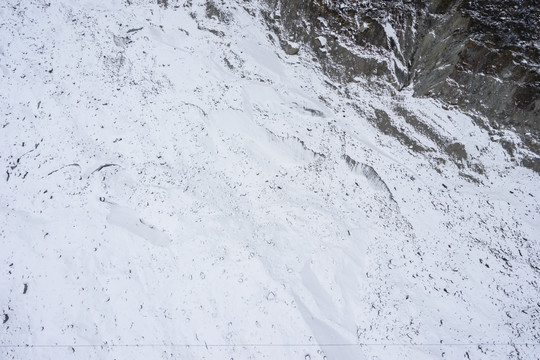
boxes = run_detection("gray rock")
[261,0,540,171]
[282,41,300,55]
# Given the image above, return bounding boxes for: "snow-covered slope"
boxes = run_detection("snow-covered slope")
[1,0,539,359]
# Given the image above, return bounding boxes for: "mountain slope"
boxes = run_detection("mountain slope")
[1,0,539,359]
[264,0,540,172]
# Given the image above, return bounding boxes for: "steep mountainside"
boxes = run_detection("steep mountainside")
[1,0,539,359]
[262,0,540,171]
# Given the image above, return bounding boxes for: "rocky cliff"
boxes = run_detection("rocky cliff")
[261,0,540,171]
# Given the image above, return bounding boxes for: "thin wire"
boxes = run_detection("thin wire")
[1,343,539,348]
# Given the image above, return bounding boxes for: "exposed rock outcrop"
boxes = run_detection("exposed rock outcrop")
[262,0,540,170]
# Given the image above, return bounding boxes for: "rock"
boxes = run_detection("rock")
[263,0,540,170]
[282,41,300,55]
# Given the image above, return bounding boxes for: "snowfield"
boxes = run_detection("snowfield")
[1,0,539,359]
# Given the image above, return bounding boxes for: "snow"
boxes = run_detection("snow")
[1,0,539,359]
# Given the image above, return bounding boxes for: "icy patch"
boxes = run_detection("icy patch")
[107,204,172,247]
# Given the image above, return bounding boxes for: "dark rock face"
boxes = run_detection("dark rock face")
[262,0,540,165]
[412,0,540,136]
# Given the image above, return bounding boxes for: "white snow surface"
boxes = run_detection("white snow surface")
[1,0,539,359]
